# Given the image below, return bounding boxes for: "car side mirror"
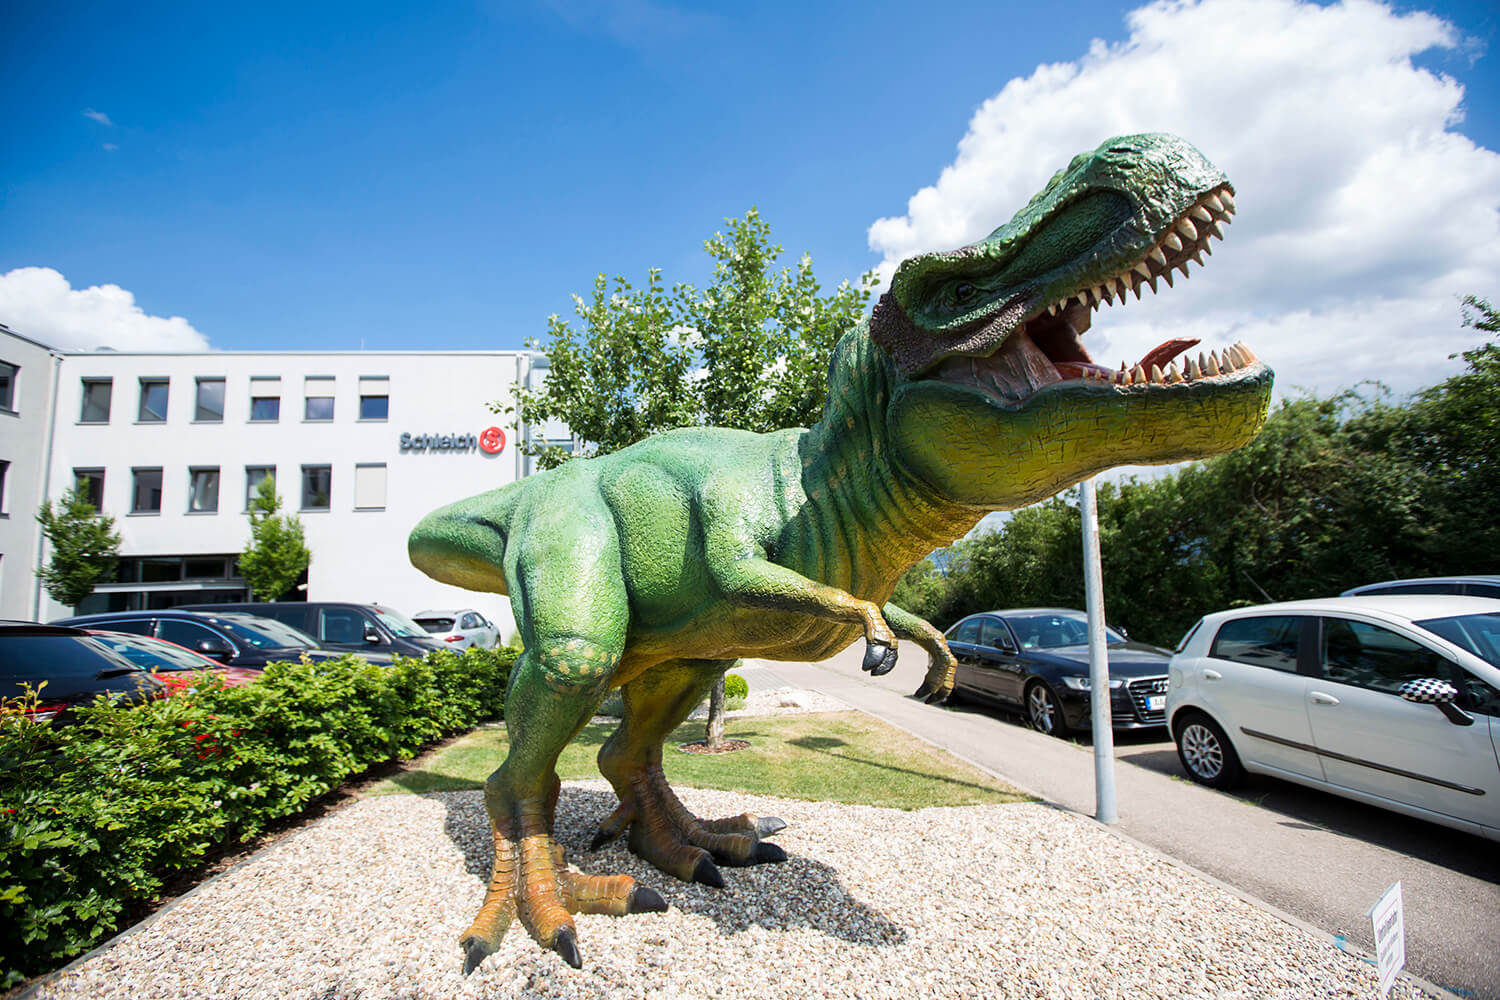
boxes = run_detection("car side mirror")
[197,638,234,662]
[363,626,383,644]
[1399,678,1473,727]
[990,637,1016,653]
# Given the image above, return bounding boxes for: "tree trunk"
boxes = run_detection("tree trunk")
[705,677,726,749]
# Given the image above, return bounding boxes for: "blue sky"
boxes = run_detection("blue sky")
[4,0,1499,398]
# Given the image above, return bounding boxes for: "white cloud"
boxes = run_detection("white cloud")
[82,108,113,126]
[102,142,118,152]
[0,267,209,352]
[868,0,1500,398]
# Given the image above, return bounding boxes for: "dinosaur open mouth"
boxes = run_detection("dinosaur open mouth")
[931,185,1258,406]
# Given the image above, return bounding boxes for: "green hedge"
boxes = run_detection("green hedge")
[0,645,516,987]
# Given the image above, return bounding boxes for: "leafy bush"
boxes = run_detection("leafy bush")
[0,645,516,987]
[723,673,749,700]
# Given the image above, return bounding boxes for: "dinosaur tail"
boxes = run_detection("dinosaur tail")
[408,480,524,596]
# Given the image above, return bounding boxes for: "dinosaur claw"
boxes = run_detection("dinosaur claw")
[923,688,949,705]
[692,855,725,888]
[913,681,934,700]
[462,938,491,976]
[755,816,787,838]
[627,885,669,913]
[588,828,613,851]
[752,841,788,864]
[863,641,897,676]
[552,927,582,969]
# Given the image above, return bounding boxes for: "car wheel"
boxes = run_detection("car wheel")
[1174,712,1245,789]
[1025,681,1070,738]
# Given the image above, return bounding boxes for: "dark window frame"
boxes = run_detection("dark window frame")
[130,467,164,514]
[194,377,226,422]
[300,464,332,511]
[73,468,105,509]
[188,466,221,514]
[80,377,112,423]
[137,377,169,423]
[0,361,16,412]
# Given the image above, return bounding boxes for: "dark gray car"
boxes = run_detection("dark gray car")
[174,602,442,658]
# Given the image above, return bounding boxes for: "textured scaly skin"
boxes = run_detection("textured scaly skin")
[408,132,1274,972]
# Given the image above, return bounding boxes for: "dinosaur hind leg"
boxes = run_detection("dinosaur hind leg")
[593,658,788,888]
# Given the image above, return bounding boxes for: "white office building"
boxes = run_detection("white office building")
[0,323,567,640]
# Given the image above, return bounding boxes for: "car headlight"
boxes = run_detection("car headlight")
[1060,675,1125,691]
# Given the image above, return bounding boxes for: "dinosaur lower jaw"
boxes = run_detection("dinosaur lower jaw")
[929,301,1260,408]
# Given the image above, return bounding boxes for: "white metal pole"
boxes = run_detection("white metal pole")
[1080,477,1117,824]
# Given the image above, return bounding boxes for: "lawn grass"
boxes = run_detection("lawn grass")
[367,710,1031,809]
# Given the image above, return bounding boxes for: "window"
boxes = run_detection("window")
[1210,615,1304,672]
[188,467,220,513]
[80,378,112,422]
[137,378,169,422]
[157,619,223,652]
[249,377,281,421]
[245,465,275,510]
[353,463,386,510]
[948,618,982,644]
[358,376,389,420]
[301,465,331,510]
[319,608,371,644]
[195,378,225,422]
[1319,618,1453,695]
[978,618,1012,648]
[461,613,482,630]
[304,377,334,421]
[0,460,8,515]
[0,361,15,411]
[74,469,105,509]
[131,468,163,513]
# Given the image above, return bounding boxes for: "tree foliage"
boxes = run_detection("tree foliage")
[238,476,310,602]
[896,300,1500,647]
[509,208,877,468]
[35,485,121,609]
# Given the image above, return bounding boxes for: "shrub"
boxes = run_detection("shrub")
[0,645,516,987]
[723,673,749,700]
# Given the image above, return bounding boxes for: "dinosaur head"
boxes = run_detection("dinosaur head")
[870,132,1272,509]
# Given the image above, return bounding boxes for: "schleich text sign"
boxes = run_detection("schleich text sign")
[400,427,506,455]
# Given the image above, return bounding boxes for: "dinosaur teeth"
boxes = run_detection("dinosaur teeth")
[1149,363,1164,383]
[1187,355,1202,379]
[1163,233,1184,252]
[1204,352,1220,376]
[1191,205,1212,223]
[1134,262,1152,279]
[1150,247,1167,267]
[1177,218,1198,241]
[1131,364,1147,385]
[1220,190,1235,212]
[1167,361,1183,383]
[1203,193,1224,213]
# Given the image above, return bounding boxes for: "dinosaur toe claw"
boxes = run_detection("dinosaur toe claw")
[753,841,787,864]
[461,938,491,976]
[692,854,725,888]
[588,828,612,851]
[552,927,582,969]
[755,816,787,838]
[627,885,669,913]
[863,641,896,675]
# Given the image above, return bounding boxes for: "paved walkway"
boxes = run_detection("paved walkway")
[738,646,1498,1000]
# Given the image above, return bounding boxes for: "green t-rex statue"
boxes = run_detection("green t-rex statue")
[408,132,1272,972]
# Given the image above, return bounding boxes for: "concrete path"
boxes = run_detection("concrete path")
[737,646,1499,1000]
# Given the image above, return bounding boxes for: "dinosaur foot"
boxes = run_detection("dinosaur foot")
[862,640,898,676]
[460,805,667,975]
[591,765,788,886]
[913,659,955,704]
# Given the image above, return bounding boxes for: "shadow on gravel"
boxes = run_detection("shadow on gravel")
[432,785,909,947]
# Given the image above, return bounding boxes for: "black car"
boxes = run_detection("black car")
[0,621,166,723]
[50,610,355,670]
[943,608,1173,737]
[174,602,442,658]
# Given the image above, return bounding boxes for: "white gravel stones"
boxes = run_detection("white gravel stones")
[685,687,848,720]
[34,782,1425,1000]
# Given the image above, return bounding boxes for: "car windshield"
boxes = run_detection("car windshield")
[212,616,317,649]
[1416,612,1500,668]
[374,608,430,638]
[416,616,456,633]
[91,633,210,671]
[1005,613,1126,649]
[0,634,141,681]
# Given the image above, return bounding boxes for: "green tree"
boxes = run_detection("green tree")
[238,476,310,602]
[509,207,877,468]
[35,485,121,609]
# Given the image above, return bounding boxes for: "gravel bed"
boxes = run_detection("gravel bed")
[34,782,1425,1000]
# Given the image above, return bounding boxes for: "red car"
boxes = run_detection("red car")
[86,630,261,696]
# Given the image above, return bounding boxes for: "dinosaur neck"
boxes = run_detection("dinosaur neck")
[787,325,987,597]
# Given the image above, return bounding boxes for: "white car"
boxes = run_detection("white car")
[413,608,500,650]
[1167,595,1500,841]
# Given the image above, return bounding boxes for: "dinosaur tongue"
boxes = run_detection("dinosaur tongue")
[1053,336,1202,381]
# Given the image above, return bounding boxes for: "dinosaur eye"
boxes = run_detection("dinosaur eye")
[954,282,976,302]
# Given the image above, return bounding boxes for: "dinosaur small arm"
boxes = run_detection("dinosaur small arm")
[408,132,1273,972]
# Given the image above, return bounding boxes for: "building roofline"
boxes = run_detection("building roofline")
[0,321,65,354]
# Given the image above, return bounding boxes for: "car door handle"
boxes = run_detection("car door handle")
[1203,669,1222,681]
[1309,691,1340,706]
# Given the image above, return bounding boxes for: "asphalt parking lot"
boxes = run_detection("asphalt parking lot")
[758,645,1500,1000]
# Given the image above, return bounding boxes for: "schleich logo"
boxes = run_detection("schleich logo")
[400,427,506,455]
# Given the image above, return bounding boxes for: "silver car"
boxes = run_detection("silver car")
[413,608,500,650]
[1167,595,1500,841]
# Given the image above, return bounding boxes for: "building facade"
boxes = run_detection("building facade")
[1,325,566,640]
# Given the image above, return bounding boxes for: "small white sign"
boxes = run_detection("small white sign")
[1367,881,1405,997]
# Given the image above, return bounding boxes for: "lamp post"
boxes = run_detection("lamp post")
[1080,477,1117,824]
